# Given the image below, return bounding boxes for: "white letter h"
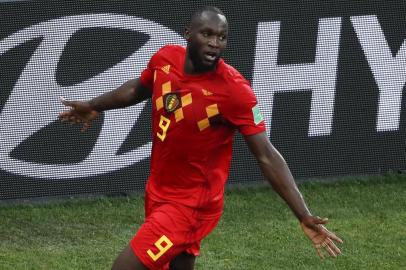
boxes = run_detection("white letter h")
[252,18,342,137]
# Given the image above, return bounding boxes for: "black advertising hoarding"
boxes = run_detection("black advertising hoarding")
[1,0,405,200]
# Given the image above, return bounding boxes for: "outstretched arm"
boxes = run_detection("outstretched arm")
[245,131,343,258]
[59,78,151,131]
[87,78,151,112]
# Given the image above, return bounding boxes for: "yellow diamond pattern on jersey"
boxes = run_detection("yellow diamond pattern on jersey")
[174,108,184,122]
[182,93,192,106]
[198,118,210,131]
[162,81,171,95]
[154,69,193,123]
[156,81,172,111]
[206,104,219,117]
[198,103,219,131]
[174,93,193,122]
[156,96,164,110]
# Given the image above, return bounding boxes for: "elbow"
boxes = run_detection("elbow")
[255,142,278,165]
[256,153,272,168]
[255,150,277,170]
[256,147,288,176]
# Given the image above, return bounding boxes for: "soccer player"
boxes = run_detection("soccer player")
[59,6,343,270]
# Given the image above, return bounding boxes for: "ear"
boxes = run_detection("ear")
[184,27,191,40]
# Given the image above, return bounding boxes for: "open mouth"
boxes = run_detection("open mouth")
[203,52,217,62]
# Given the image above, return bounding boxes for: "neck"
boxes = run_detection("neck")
[184,48,216,75]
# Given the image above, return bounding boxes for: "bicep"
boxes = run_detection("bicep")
[245,131,293,188]
[133,78,152,102]
[124,78,152,104]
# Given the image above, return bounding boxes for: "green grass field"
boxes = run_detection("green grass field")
[1,174,405,270]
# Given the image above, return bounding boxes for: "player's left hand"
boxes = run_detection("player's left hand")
[300,215,343,259]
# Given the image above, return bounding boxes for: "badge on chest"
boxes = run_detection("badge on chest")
[164,93,181,113]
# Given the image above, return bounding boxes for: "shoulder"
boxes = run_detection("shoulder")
[149,45,185,67]
[154,45,185,59]
[216,60,252,94]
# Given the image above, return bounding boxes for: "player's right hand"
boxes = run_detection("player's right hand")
[59,97,100,132]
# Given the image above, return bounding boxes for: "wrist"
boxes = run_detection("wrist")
[297,212,312,223]
[88,100,103,112]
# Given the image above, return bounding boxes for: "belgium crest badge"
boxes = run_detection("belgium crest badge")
[164,93,181,113]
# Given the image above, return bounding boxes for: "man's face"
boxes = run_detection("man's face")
[185,11,228,71]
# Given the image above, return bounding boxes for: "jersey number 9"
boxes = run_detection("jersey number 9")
[147,235,174,261]
[157,115,171,141]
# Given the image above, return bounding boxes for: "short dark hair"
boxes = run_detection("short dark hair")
[189,6,225,27]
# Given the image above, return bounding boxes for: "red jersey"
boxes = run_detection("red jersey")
[140,45,265,217]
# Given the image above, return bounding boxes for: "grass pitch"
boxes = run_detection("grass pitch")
[0,174,405,269]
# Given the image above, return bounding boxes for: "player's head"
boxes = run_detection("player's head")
[185,6,228,72]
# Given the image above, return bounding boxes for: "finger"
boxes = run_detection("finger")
[59,113,69,120]
[59,96,74,107]
[326,230,343,244]
[59,111,67,117]
[326,238,341,255]
[59,111,73,119]
[70,111,88,122]
[324,244,337,258]
[314,245,325,259]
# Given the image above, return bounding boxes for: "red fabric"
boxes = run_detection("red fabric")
[140,45,265,214]
[130,194,220,270]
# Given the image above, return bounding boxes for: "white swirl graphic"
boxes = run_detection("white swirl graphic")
[0,14,186,179]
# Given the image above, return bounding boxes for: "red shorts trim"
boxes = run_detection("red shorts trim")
[130,197,220,270]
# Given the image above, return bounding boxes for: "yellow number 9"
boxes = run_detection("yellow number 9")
[157,115,171,141]
[147,235,173,261]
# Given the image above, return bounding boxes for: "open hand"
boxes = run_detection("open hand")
[59,97,99,132]
[300,215,343,259]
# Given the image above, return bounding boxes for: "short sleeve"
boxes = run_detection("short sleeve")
[139,55,156,89]
[221,78,266,136]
